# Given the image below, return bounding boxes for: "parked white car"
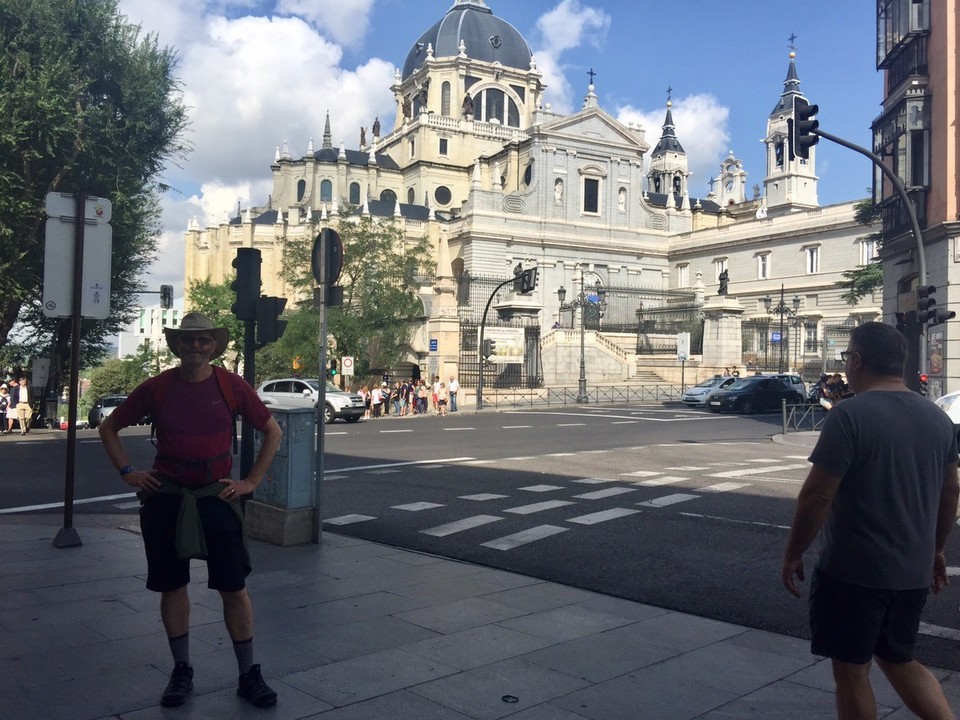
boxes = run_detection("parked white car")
[935,389,960,426]
[256,378,365,424]
[681,376,737,406]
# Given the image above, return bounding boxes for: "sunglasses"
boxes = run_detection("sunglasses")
[179,335,215,347]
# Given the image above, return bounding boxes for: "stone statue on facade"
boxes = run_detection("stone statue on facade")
[461,93,474,118]
[360,127,366,148]
[372,116,381,138]
[718,269,729,295]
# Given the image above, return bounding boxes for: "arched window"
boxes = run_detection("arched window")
[407,187,415,204]
[507,99,520,127]
[485,88,505,123]
[320,179,332,202]
[349,182,361,205]
[296,179,306,202]
[380,189,397,203]
[441,81,451,116]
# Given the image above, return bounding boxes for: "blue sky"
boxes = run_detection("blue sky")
[116,0,880,299]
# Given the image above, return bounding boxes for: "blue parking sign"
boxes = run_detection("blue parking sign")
[429,338,438,352]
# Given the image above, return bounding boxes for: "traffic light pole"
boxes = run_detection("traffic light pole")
[811,127,929,376]
[239,319,257,480]
[476,275,524,411]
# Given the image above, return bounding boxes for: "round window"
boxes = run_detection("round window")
[434,186,452,205]
[523,164,533,186]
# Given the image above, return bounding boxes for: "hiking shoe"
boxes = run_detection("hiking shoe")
[237,664,277,707]
[160,661,193,707]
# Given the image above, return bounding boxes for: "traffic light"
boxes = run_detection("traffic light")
[329,358,338,379]
[519,268,538,294]
[895,311,907,334]
[256,295,287,345]
[231,248,261,321]
[481,338,495,359]
[919,373,929,396]
[917,285,956,326]
[160,284,173,309]
[792,97,819,160]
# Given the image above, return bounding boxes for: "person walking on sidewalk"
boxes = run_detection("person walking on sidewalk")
[12,377,32,434]
[781,322,959,720]
[448,375,460,412]
[99,312,283,709]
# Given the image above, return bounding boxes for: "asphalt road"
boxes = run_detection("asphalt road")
[5,403,960,671]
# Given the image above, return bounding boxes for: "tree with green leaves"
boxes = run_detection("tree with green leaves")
[280,213,435,378]
[836,193,884,306]
[0,0,188,372]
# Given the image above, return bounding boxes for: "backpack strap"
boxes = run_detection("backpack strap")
[149,369,179,448]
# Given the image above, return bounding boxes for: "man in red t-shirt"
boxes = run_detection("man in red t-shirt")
[100,313,282,709]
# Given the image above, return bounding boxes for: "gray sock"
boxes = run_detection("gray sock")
[233,637,254,675]
[168,633,190,666]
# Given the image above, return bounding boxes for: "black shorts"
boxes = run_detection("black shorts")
[139,492,250,593]
[809,568,928,664]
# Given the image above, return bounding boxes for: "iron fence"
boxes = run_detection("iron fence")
[476,383,682,409]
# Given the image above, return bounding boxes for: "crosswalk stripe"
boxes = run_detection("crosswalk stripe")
[481,524,568,550]
[391,502,445,511]
[664,466,708,471]
[545,452,577,456]
[699,482,752,493]
[633,476,688,486]
[707,463,808,478]
[919,622,960,641]
[459,493,509,501]
[573,487,639,500]
[745,458,780,463]
[620,470,661,477]
[503,456,535,461]
[519,485,565,493]
[785,455,809,460]
[325,474,347,480]
[638,493,700,508]
[503,500,576,515]
[463,459,496,465]
[113,501,141,510]
[567,508,640,525]
[572,477,620,485]
[367,469,400,475]
[421,515,503,537]
[324,514,377,525]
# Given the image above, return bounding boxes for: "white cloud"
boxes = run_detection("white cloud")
[530,0,611,114]
[114,1,396,299]
[617,94,732,198]
[276,0,375,48]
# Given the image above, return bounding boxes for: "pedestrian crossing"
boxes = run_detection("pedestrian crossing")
[323,448,810,552]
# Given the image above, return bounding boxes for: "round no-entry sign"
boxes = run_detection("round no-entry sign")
[341,355,355,376]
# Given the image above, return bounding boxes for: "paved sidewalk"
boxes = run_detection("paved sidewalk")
[3,508,959,720]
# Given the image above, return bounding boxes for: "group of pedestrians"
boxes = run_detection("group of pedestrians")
[0,376,32,434]
[357,376,460,418]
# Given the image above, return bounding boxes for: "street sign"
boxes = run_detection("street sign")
[771,331,782,343]
[44,192,112,223]
[676,332,690,362]
[42,219,112,319]
[429,338,438,352]
[341,355,355,376]
[311,228,343,286]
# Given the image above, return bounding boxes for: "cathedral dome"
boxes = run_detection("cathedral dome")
[401,0,532,80]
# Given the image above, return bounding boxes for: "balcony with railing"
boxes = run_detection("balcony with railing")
[881,189,927,238]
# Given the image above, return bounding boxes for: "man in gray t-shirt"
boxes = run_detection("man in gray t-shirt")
[782,322,959,718]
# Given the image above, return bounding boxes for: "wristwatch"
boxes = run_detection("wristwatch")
[119,465,134,476]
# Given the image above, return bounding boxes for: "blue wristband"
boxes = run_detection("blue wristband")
[119,465,134,476]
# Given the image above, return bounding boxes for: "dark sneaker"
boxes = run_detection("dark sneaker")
[237,664,277,707]
[160,661,193,707]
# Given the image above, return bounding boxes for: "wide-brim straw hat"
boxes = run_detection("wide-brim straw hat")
[163,312,230,359]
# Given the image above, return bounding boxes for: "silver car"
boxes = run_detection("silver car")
[256,378,365,424]
[681,376,737,406]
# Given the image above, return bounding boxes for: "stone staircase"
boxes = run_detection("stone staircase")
[633,367,667,384]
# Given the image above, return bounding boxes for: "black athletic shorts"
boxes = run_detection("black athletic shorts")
[139,492,250,593]
[809,567,928,664]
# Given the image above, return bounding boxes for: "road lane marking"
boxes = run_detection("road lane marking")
[367,469,400,475]
[919,622,960,641]
[572,477,620,484]
[326,431,348,436]
[463,459,496,465]
[113,501,142,510]
[567,508,640,525]
[443,427,475,431]
[503,500,576,515]
[519,485,565,493]
[379,429,414,433]
[421,515,503,537]
[699,482,752,493]
[501,425,531,429]
[637,493,700,508]
[545,452,576,457]
[611,421,639,424]
[555,423,586,427]
[665,466,708,471]
[573,487,639,500]
[785,455,810,460]
[459,494,509,501]
[633,476,689,486]
[707,463,808,478]
[419,465,445,470]
[0,492,137,515]
[679,512,790,530]
[325,474,347,480]
[324,514,377,525]
[391,502,446,511]
[503,456,535,461]
[328,457,475,473]
[580,449,610,454]
[620,470,661,478]
[481,525,568,550]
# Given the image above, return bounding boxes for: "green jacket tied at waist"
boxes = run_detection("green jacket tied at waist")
[142,477,250,565]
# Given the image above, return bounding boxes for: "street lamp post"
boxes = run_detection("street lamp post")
[763,284,801,373]
[558,269,606,402]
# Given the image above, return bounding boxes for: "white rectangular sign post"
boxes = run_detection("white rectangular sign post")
[341,355,355,376]
[677,332,691,392]
[42,219,112,319]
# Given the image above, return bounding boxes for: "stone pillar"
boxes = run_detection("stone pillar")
[701,296,744,370]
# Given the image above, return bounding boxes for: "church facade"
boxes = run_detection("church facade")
[185,0,879,387]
